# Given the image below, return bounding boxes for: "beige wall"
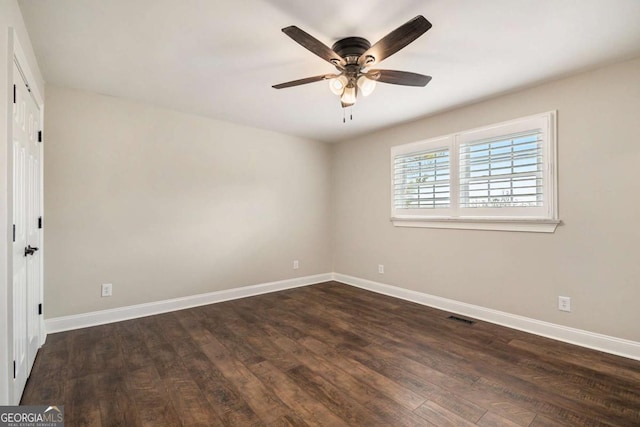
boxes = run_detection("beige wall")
[332,57,640,342]
[40,58,640,345]
[44,85,332,318]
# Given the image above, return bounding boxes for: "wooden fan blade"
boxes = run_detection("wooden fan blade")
[367,70,432,86]
[358,16,432,67]
[282,26,346,68]
[272,74,336,89]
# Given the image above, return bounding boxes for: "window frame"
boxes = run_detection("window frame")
[390,111,559,233]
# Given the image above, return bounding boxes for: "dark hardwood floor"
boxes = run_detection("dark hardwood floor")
[22,281,640,426]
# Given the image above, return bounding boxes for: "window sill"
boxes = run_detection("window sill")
[391,217,561,233]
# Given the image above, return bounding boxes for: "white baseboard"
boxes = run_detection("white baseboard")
[45,271,640,361]
[45,273,333,334]
[333,273,640,361]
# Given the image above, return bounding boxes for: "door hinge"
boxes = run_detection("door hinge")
[13,224,16,242]
[38,216,43,229]
[38,131,42,143]
[13,361,16,379]
[13,84,16,103]
[38,303,43,315]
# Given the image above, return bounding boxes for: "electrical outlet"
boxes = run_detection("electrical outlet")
[293,260,299,270]
[558,296,571,312]
[378,264,384,274]
[101,283,113,297]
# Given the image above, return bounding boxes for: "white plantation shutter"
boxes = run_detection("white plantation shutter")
[391,112,557,231]
[393,148,450,210]
[459,129,543,209]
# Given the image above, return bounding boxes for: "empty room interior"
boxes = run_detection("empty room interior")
[2,0,640,425]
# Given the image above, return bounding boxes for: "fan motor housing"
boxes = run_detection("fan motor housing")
[332,37,371,63]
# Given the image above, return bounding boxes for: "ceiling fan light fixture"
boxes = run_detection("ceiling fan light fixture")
[274,15,433,114]
[329,75,348,95]
[340,84,357,106]
[357,75,376,96]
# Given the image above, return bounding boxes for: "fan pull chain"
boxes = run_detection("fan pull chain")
[342,107,354,123]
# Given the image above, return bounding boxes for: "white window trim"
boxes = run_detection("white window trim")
[390,111,559,233]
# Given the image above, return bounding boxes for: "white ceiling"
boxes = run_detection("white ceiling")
[19,0,640,143]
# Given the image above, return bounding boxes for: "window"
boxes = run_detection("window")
[393,145,450,209]
[391,112,558,232]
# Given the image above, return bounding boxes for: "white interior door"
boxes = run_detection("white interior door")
[12,60,43,401]
[12,61,28,399]
[25,67,42,372]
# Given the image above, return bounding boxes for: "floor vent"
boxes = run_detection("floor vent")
[448,315,475,325]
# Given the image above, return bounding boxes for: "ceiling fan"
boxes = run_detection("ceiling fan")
[273,15,433,110]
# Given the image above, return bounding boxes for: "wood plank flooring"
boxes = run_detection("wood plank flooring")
[21,281,640,426]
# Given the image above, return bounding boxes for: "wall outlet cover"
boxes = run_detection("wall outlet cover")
[101,283,113,297]
[558,296,571,312]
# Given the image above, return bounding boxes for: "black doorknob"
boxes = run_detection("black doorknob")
[24,245,39,257]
